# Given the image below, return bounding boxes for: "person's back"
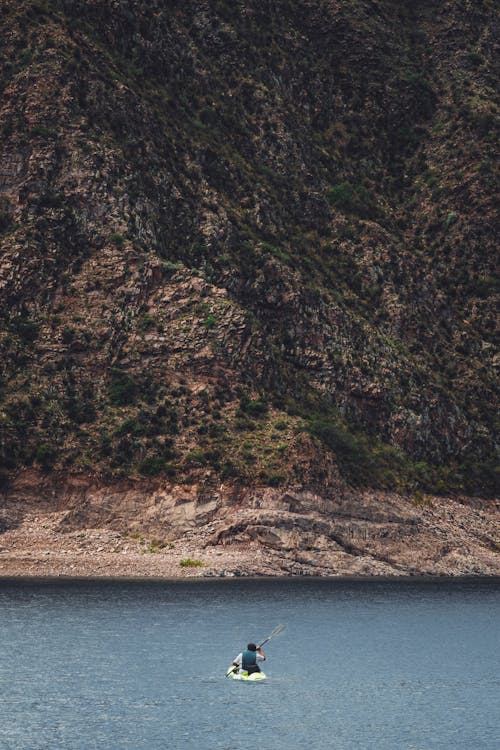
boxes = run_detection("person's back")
[232,642,266,674]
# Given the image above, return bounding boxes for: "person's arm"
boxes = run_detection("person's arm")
[256,647,266,661]
[232,652,242,667]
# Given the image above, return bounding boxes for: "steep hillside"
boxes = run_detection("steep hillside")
[0,0,498,504]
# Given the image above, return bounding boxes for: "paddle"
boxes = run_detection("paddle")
[258,623,286,648]
[226,624,286,677]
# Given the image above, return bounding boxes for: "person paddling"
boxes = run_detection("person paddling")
[231,642,266,675]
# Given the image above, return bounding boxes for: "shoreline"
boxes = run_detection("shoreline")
[2,478,499,579]
[1,573,500,583]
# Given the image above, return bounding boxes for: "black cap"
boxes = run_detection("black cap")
[247,643,257,651]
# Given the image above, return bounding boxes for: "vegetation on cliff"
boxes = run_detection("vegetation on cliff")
[0,0,498,496]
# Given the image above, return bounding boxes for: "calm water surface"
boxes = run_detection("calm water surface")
[0,578,499,750]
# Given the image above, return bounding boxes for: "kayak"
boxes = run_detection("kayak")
[226,667,267,682]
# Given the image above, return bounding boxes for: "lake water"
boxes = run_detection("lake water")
[0,578,499,750]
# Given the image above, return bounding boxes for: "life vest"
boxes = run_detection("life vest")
[242,649,257,669]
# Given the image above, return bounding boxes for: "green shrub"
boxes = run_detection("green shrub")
[30,125,57,138]
[154,404,179,435]
[200,105,220,127]
[338,224,356,240]
[99,433,112,457]
[221,460,239,479]
[62,326,76,344]
[11,315,39,343]
[5,397,35,423]
[308,417,365,466]
[185,449,206,466]
[443,211,458,228]
[234,415,254,431]
[203,448,221,464]
[35,444,56,470]
[404,72,436,119]
[263,471,286,487]
[0,198,13,234]
[194,301,211,316]
[471,275,498,298]
[209,422,224,437]
[239,396,268,418]
[467,51,484,67]
[179,558,204,567]
[161,260,183,276]
[261,243,291,263]
[112,437,136,466]
[138,314,156,331]
[203,315,217,328]
[412,490,434,507]
[138,456,176,476]
[148,540,169,553]
[395,126,420,150]
[110,232,125,247]
[109,369,137,406]
[115,417,148,437]
[327,182,378,220]
[65,395,96,424]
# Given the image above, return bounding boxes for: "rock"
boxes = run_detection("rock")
[0,479,498,578]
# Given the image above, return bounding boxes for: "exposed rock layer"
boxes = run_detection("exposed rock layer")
[1,474,498,577]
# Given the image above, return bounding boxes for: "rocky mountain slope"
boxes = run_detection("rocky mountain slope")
[0,0,498,574]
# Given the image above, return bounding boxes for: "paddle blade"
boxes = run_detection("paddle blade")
[259,623,286,647]
[270,623,286,638]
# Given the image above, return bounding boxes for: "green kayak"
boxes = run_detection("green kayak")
[226,667,267,682]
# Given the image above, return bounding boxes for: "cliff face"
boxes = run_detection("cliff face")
[0,0,498,507]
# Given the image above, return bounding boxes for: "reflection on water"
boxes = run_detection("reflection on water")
[0,578,499,750]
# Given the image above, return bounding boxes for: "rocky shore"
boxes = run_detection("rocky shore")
[1,474,498,579]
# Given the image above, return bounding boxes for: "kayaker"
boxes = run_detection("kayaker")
[232,642,266,675]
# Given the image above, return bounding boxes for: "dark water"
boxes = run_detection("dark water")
[0,578,499,750]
